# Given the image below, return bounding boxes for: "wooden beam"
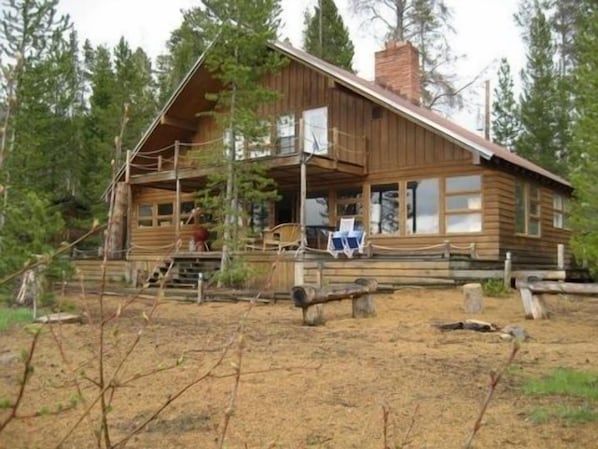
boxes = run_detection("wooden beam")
[160,114,196,132]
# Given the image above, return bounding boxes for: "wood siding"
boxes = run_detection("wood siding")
[126,56,571,268]
[130,187,198,257]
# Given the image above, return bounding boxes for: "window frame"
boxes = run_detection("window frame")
[515,181,541,237]
[553,193,570,230]
[444,175,483,234]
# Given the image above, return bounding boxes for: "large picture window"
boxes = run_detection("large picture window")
[371,184,399,234]
[303,107,328,155]
[445,175,482,233]
[407,179,439,234]
[515,181,541,236]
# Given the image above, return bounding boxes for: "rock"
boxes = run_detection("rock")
[0,352,19,365]
[500,324,529,342]
[463,283,484,314]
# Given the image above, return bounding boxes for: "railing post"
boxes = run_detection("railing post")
[157,155,162,171]
[443,240,450,259]
[504,251,512,289]
[125,150,132,257]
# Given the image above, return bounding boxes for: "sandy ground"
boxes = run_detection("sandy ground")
[1,287,597,449]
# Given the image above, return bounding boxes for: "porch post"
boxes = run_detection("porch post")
[125,150,132,259]
[174,140,181,245]
[296,118,306,285]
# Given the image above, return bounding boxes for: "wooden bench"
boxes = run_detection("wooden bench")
[516,279,598,319]
[291,278,377,325]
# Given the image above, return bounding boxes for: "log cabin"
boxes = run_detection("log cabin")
[105,40,573,290]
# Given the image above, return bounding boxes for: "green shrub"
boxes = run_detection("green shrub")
[481,278,511,297]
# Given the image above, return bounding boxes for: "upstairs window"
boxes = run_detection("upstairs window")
[445,175,482,233]
[276,114,295,155]
[515,181,541,236]
[303,107,328,155]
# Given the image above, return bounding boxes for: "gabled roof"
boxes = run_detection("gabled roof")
[272,41,570,189]
[113,39,570,191]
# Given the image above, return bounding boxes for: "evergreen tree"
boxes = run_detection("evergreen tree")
[491,58,520,151]
[569,1,598,271]
[0,0,71,197]
[193,0,283,286]
[350,0,460,109]
[303,0,355,71]
[517,0,566,175]
[548,0,581,75]
[156,8,210,104]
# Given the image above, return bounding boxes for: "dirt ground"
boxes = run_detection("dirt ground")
[1,287,597,449]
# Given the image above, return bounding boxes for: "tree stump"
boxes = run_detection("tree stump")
[352,295,376,318]
[302,304,325,326]
[463,283,484,314]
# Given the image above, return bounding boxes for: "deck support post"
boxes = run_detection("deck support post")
[174,141,181,246]
[125,150,132,259]
[197,273,204,304]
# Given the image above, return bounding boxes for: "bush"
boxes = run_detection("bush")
[481,278,511,297]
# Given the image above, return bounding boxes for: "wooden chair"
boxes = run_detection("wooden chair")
[262,223,301,250]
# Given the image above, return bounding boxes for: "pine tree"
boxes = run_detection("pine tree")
[491,58,520,151]
[569,1,598,271]
[517,0,565,176]
[156,8,210,104]
[303,0,355,71]
[193,0,283,286]
[350,0,460,109]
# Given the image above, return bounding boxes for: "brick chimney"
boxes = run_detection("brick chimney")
[375,41,421,105]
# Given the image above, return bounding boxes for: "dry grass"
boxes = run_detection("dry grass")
[1,288,597,448]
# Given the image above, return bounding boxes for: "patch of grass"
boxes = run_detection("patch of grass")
[523,368,598,399]
[481,278,511,297]
[524,368,598,425]
[528,404,598,425]
[0,307,32,331]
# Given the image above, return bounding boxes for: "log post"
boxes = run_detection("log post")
[197,273,204,305]
[463,283,484,314]
[504,251,512,289]
[443,240,450,259]
[291,279,377,325]
[303,304,325,326]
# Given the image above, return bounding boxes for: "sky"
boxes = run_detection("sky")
[55,0,526,131]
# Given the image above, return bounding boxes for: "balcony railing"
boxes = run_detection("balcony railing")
[127,121,367,177]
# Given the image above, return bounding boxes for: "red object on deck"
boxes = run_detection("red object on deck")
[192,226,209,251]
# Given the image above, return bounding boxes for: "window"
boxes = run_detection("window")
[276,114,295,154]
[371,184,399,234]
[515,181,541,236]
[224,129,246,160]
[157,203,173,226]
[303,107,328,155]
[138,204,153,227]
[445,175,482,233]
[336,187,362,227]
[248,121,271,158]
[306,193,329,226]
[249,202,269,236]
[553,194,570,229]
[180,201,197,226]
[407,179,439,234]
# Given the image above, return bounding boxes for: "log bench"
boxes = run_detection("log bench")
[516,279,598,319]
[290,278,377,325]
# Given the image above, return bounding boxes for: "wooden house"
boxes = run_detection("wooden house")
[107,40,572,289]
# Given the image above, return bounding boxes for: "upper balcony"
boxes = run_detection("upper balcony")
[127,118,368,191]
